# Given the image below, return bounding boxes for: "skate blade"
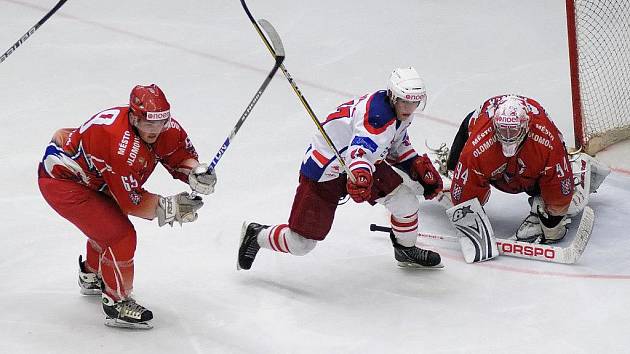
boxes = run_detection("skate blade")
[397,261,444,269]
[104,317,153,330]
[80,288,102,296]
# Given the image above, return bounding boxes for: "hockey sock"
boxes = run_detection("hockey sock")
[257,224,317,256]
[391,211,419,247]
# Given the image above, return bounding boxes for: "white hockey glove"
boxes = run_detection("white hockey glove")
[188,163,217,195]
[156,192,204,227]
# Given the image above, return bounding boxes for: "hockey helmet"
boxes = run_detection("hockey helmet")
[387,67,427,111]
[491,95,530,157]
[129,84,171,121]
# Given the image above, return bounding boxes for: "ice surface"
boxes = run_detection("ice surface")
[1,1,629,353]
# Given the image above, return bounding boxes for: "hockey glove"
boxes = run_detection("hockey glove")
[157,192,204,227]
[188,163,217,195]
[411,154,443,200]
[347,168,373,203]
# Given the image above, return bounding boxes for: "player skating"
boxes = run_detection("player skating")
[238,67,444,270]
[38,84,217,329]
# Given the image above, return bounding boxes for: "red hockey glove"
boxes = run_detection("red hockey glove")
[347,168,373,203]
[411,154,443,200]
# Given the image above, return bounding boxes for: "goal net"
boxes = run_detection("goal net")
[566,0,630,155]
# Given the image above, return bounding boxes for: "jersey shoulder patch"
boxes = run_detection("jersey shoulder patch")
[363,90,396,133]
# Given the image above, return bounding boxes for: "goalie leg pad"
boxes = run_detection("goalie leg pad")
[528,196,571,244]
[515,213,543,243]
[446,198,498,263]
[568,153,611,215]
[572,152,610,194]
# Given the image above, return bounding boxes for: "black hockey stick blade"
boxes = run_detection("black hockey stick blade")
[258,19,285,58]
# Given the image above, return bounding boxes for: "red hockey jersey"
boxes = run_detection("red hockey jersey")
[450,96,573,215]
[40,107,199,218]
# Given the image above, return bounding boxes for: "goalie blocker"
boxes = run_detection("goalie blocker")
[446,198,499,263]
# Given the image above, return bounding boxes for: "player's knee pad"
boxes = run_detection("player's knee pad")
[106,230,137,261]
[285,229,317,256]
[379,184,419,218]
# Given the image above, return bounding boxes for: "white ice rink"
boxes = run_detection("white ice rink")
[1,1,629,353]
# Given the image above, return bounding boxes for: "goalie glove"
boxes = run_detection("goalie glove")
[188,163,217,195]
[157,192,204,227]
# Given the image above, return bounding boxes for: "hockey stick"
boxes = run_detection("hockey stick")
[190,19,284,198]
[240,0,356,183]
[206,19,284,172]
[1,0,69,64]
[369,205,594,264]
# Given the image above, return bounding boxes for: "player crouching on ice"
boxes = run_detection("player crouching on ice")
[38,84,217,329]
[434,94,609,263]
[238,67,444,270]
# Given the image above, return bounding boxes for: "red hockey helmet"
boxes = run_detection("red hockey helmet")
[129,84,171,121]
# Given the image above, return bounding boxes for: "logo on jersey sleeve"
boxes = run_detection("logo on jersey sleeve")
[351,136,378,153]
[560,178,573,196]
[129,190,142,205]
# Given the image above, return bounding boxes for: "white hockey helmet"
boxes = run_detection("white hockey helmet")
[491,95,531,157]
[387,67,427,111]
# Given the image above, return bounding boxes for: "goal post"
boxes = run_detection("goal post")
[566,0,630,155]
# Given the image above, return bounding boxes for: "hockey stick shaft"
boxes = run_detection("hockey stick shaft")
[240,0,355,183]
[207,56,284,172]
[190,20,284,198]
[1,0,69,64]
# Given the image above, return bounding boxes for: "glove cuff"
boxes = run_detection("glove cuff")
[157,195,177,227]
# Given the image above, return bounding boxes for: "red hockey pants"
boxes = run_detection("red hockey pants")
[38,177,136,301]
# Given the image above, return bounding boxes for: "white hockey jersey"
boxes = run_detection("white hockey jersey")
[300,90,418,182]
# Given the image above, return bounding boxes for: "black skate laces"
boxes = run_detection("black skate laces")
[399,246,430,262]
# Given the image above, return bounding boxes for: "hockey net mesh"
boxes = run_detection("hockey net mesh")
[573,0,630,154]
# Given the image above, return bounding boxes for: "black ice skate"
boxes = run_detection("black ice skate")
[390,233,443,268]
[102,293,153,329]
[78,255,102,295]
[238,221,269,270]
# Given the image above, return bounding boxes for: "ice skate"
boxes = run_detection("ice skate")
[78,255,102,295]
[237,221,269,270]
[390,233,443,268]
[102,293,153,329]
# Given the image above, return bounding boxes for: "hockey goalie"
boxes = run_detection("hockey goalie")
[432,94,609,263]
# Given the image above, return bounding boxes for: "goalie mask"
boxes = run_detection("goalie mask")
[387,67,427,112]
[491,95,530,157]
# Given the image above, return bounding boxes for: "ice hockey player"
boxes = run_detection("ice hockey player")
[441,94,609,262]
[238,67,444,270]
[37,84,217,329]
